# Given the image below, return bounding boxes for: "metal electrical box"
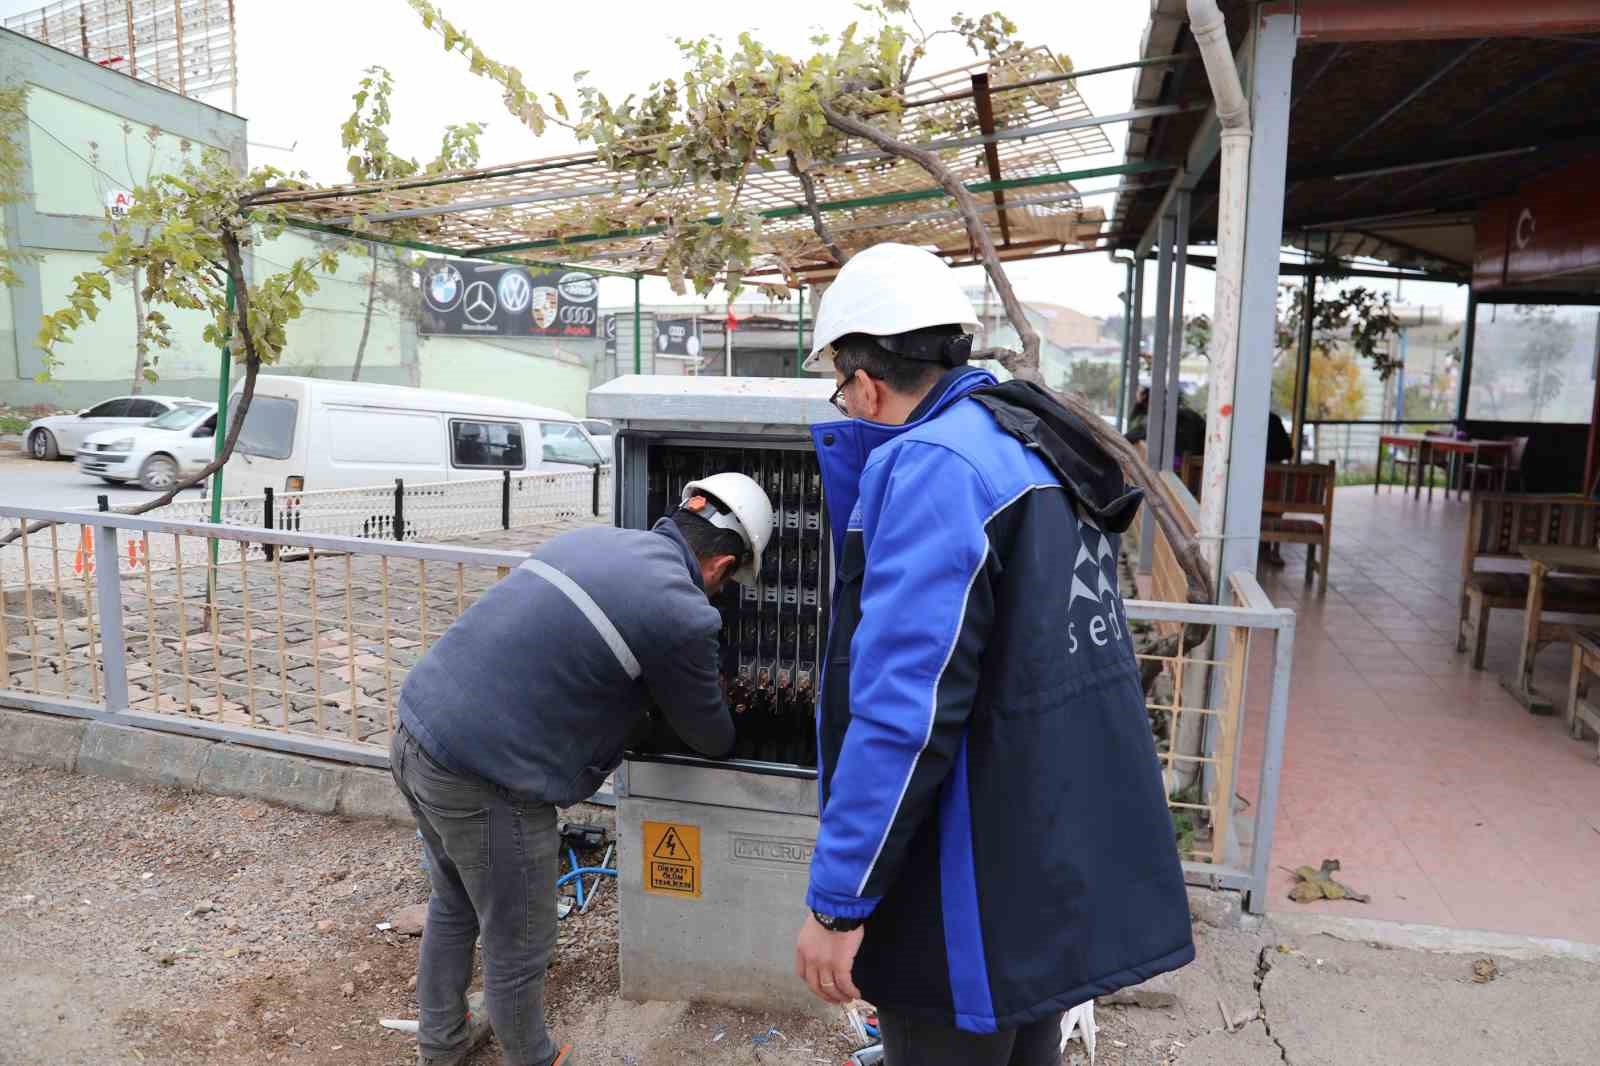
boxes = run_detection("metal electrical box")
[588,375,837,1014]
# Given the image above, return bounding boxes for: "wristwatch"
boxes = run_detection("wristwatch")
[811,908,864,933]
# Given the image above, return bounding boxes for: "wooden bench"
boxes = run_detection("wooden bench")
[1570,630,1600,763]
[1180,456,1337,594]
[1456,494,1600,669]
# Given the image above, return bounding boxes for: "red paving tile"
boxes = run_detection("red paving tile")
[1247,488,1600,945]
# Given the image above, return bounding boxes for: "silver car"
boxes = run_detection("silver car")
[26,395,195,460]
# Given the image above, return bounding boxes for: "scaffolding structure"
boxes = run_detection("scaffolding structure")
[4,0,238,110]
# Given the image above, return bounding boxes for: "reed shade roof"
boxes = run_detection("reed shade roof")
[255,51,1125,281]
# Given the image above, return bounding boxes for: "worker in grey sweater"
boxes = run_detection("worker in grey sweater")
[391,472,774,1066]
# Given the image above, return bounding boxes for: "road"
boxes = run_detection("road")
[0,452,205,511]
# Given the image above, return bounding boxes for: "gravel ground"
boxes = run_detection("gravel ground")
[0,762,859,1066]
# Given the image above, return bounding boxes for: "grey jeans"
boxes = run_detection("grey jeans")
[879,1009,1065,1066]
[392,726,561,1066]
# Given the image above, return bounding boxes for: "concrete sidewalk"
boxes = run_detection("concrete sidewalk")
[1100,900,1600,1066]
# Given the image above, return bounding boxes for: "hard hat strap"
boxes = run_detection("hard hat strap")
[876,330,973,367]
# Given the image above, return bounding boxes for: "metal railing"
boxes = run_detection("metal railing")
[1302,419,1452,480]
[2,499,1293,913]
[4,467,611,591]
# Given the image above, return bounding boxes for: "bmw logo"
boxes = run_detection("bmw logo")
[425,264,463,311]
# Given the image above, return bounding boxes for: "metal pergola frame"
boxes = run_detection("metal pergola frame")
[207,49,1194,512]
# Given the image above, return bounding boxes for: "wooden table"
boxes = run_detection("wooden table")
[1502,545,1600,714]
[1374,434,1512,501]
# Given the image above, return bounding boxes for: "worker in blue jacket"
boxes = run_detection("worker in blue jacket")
[794,243,1194,1066]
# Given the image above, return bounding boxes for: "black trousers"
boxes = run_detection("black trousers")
[879,1009,1065,1066]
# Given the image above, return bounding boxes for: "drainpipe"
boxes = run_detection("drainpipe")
[1170,0,1252,799]
[1189,0,1251,582]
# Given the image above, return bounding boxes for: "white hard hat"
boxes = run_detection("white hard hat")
[680,472,774,585]
[802,242,980,374]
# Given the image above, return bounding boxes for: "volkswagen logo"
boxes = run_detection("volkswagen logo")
[424,264,463,311]
[497,271,532,314]
[463,280,498,324]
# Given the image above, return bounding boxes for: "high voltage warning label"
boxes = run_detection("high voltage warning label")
[642,821,701,898]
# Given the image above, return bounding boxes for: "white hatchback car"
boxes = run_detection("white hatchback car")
[76,402,217,491]
[26,394,197,460]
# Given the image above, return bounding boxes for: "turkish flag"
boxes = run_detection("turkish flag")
[725,309,739,332]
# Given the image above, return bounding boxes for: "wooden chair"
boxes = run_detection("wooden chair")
[1465,435,1529,493]
[1456,494,1600,669]
[1261,462,1337,595]
[1179,456,1336,594]
[1569,630,1600,763]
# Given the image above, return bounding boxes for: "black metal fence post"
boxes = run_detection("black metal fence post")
[591,464,601,517]
[263,487,276,561]
[502,470,512,530]
[394,478,405,541]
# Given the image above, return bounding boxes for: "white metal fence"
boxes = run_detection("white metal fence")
[3,468,610,592]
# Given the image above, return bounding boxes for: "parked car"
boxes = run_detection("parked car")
[215,376,605,499]
[76,403,217,490]
[581,418,614,462]
[25,395,197,460]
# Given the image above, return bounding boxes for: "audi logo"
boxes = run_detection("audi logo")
[559,306,597,325]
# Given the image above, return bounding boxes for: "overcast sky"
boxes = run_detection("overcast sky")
[3,0,1197,316]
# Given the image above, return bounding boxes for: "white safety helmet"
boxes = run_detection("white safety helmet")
[802,242,981,374]
[680,472,774,585]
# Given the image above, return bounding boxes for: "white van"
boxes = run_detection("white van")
[216,376,603,499]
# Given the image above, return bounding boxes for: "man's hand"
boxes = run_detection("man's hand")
[794,914,864,1005]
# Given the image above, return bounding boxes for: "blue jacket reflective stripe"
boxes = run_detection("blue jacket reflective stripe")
[808,366,1195,1033]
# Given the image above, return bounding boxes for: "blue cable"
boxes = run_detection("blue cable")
[557,866,619,885]
[565,847,586,908]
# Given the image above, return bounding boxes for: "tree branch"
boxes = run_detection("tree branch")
[787,151,847,267]
[820,100,1038,366]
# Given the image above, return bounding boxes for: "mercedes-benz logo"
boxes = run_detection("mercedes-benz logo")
[463,280,497,324]
[497,271,531,314]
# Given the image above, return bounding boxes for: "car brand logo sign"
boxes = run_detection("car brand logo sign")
[558,272,597,303]
[497,271,532,314]
[463,280,497,324]
[425,264,463,311]
[531,286,561,329]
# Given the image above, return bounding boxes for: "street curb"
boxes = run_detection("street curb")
[77,719,211,790]
[1272,910,1600,963]
[0,707,86,771]
[0,705,414,825]
[199,742,344,814]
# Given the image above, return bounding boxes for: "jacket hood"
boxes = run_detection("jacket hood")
[971,380,1144,533]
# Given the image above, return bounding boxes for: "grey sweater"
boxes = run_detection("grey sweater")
[398,519,733,805]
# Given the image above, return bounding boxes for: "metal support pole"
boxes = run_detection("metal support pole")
[394,478,405,542]
[1139,215,1176,575]
[1456,289,1478,426]
[1126,259,1146,429]
[1120,259,1132,428]
[93,523,129,712]
[1291,275,1315,461]
[795,286,805,377]
[210,275,234,519]
[633,275,642,375]
[1150,213,1175,473]
[1245,610,1297,913]
[1165,191,1191,470]
[1201,13,1298,790]
[502,470,512,530]
[1214,14,1296,593]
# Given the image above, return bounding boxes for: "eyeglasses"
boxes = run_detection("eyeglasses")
[829,369,871,417]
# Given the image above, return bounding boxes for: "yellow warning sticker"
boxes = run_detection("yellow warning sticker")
[642,820,701,899]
